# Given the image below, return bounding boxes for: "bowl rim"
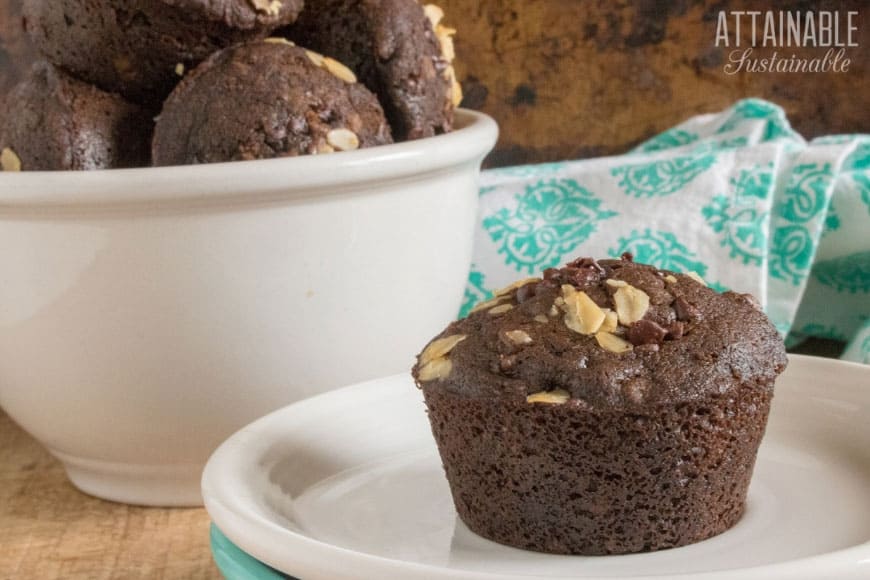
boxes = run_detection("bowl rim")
[0,109,497,209]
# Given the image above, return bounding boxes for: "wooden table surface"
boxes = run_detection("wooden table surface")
[0,409,220,580]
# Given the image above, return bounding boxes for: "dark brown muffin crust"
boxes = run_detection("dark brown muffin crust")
[285,0,458,141]
[23,0,304,105]
[413,255,787,555]
[0,61,151,171]
[152,41,393,166]
[418,256,785,410]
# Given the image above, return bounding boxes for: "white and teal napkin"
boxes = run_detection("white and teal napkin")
[462,99,870,365]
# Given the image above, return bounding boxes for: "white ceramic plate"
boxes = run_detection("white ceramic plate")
[202,355,870,579]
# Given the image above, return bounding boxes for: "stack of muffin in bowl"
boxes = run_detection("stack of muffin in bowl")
[1,0,462,171]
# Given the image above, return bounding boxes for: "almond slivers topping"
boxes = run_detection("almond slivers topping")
[527,389,570,404]
[613,285,650,325]
[595,331,633,353]
[420,334,466,365]
[560,285,605,335]
[418,357,452,381]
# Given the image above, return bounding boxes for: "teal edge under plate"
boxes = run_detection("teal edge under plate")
[210,525,297,580]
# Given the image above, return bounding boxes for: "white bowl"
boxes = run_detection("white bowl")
[0,109,497,506]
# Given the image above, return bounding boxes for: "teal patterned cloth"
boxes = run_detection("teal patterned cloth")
[464,99,870,365]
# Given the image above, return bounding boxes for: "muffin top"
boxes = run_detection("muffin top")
[164,0,304,29]
[412,255,787,410]
[152,40,393,165]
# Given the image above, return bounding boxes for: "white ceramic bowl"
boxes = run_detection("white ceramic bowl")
[0,109,497,507]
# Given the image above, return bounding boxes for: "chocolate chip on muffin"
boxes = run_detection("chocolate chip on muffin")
[413,254,787,555]
[285,0,458,141]
[152,41,393,165]
[0,61,152,171]
[23,0,305,106]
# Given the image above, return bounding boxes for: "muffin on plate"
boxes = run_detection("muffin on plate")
[23,0,304,105]
[152,40,393,166]
[412,254,787,555]
[0,61,152,171]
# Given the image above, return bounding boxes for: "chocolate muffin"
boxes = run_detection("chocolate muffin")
[0,61,152,171]
[22,0,304,105]
[285,0,459,141]
[412,255,787,555]
[152,40,392,165]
